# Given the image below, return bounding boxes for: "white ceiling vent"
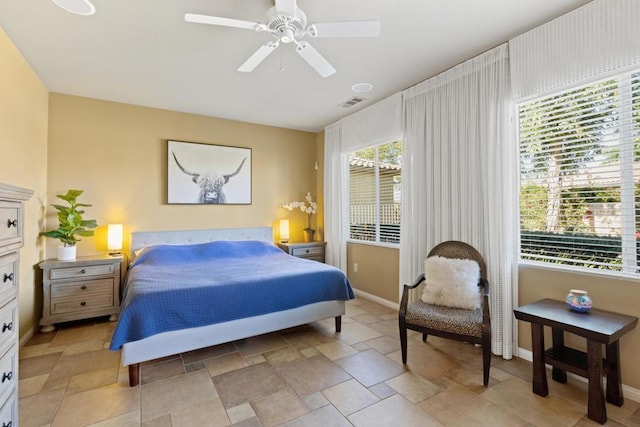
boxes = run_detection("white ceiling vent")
[339,96,366,108]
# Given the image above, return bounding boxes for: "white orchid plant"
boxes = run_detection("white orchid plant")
[281,192,318,230]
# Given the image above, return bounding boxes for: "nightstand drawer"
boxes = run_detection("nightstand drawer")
[292,246,323,257]
[51,291,114,315]
[50,263,115,280]
[51,278,113,298]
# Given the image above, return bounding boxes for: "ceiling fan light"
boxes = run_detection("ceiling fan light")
[280,27,295,43]
[51,0,95,15]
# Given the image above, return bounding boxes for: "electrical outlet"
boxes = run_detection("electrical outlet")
[353,263,358,272]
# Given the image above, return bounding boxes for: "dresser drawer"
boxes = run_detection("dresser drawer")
[292,246,323,257]
[0,390,16,427]
[0,254,17,307]
[51,290,114,315]
[51,278,114,298]
[0,301,16,356]
[50,263,115,280]
[0,346,16,407]
[0,206,19,245]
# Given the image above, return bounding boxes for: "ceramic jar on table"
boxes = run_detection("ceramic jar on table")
[566,289,592,313]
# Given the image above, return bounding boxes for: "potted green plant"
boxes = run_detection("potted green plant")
[40,189,98,260]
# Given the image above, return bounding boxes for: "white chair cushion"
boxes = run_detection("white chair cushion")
[421,256,481,309]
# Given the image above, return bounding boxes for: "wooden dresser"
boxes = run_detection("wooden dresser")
[0,183,33,427]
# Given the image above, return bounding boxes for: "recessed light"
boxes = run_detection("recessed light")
[51,0,96,16]
[351,82,373,93]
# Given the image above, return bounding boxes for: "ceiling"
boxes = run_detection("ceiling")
[0,0,591,132]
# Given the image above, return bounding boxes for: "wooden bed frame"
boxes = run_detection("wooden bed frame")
[121,227,345,386]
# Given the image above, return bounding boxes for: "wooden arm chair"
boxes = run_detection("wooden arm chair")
[398,241,491,386]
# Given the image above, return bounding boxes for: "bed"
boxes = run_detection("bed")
[109,227,354,386]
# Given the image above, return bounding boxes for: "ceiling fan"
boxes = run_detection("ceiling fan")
[185,0,380,78]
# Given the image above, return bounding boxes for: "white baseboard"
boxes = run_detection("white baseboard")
[19,323,38,347]
[517,347,640,403]
[352,288,399,310]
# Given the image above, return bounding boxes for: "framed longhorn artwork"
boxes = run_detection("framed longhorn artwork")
[167,140,252,204]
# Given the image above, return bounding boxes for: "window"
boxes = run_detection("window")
[349,140,402,245]
[519,70,640,275]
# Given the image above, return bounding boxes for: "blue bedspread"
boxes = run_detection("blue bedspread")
[109,240,354,350]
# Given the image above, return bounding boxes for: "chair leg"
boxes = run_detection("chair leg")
[399,320,408,364]
[422,333,428,342]
[482,335,491,387]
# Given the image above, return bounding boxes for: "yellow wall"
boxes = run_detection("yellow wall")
[0,28,49,339]
[46,94,319,257]
[347,243,400,303]
[519,265,640,389]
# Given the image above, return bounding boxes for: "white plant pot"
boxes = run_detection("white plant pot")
[57,245,76,261]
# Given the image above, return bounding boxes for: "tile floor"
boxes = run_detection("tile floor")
[18,297,640,426]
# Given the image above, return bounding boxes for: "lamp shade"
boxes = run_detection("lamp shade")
[279,219,290,243]
[107,224,123,253]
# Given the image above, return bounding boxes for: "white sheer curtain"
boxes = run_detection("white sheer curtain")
[323,123,348,271]
[510,0,640,100]
[400,43,517,358]
[323,94,402,271]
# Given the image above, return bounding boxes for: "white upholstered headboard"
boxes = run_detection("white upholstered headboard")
[129,227,274,258]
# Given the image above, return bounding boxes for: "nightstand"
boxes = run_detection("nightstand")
[39,255,122,333]
[277,241,326,263]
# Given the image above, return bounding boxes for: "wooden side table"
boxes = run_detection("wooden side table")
[514,299,638,424]
[277,241,326,263]
[39,255,122,332]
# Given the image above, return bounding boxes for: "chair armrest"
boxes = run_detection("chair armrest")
[408,273,426,290]
[481,285,490,325]
[479,278,489,297]
[399,274,425,318]
[477,277,490,324]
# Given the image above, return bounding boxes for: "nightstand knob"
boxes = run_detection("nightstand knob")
[80,269,87,274]
[1,323,12,333]
[6,219,17,228]
[80,301,86,306]
[80,285,87,290]
[1,371,12,383]
[2,420,12,427]
[2,273,13,283]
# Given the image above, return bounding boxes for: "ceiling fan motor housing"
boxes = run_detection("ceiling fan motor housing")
[266,6,307,43]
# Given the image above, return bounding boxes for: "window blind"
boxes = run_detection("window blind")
[349,151,376,242]
[519,70,640,275]
[349,141,402,245]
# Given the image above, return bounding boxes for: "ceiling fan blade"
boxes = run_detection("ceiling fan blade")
[295,41,336,78]
[238,41,280,72]
[309,21,380,37]
[275,0,297,17]
[185,13,259,31]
